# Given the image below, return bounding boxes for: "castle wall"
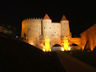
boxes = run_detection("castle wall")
[80,31,87,50]
[22,19,42,45]
[51,23,61,38]
[51,23,61,46]
[21,15,72,51]
[21,19,29,39]
[80,24,96,51]
[42,19,62,47]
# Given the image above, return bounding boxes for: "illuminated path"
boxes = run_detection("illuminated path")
[56,52,96,72]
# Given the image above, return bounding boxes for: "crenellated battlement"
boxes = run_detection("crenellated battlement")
[23,18,42,21]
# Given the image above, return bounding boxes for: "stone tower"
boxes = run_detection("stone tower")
[42,14,52,38]
[60,16,71,39]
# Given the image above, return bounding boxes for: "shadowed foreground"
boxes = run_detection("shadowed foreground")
[0,34,65,72]
[57,51,96,72]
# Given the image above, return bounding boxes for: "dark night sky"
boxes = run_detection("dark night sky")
[0,0,96,35]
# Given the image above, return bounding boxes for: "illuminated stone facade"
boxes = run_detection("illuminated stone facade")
[21,14,96,51]
[21,14,71,50]
[80,24,96,51]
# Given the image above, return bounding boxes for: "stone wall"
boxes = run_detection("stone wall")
[80,24,96,51]
[21,19,42,46]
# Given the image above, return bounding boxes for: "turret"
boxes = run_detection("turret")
[61,15,67,21]
[43,14,51,20]
[60,15,71,38]
[42,14,52,38]
[42,14,52,24]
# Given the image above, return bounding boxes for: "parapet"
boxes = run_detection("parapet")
[22,18,42,23]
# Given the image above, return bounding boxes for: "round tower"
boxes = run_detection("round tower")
[42,14,52,38]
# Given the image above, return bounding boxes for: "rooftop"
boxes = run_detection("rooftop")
[43,14,51,20]
[61,16,67,21]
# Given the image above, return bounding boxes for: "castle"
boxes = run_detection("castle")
[21,14,96,52]
[21,14,72,51]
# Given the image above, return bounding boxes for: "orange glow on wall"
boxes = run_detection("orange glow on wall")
[44,37,51,52]
[80,24,96,51]
[43,48,45,52]
[29,41,34,46]
[61,37,70,51]
[64,39,69,51]
[61,47,64,51]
